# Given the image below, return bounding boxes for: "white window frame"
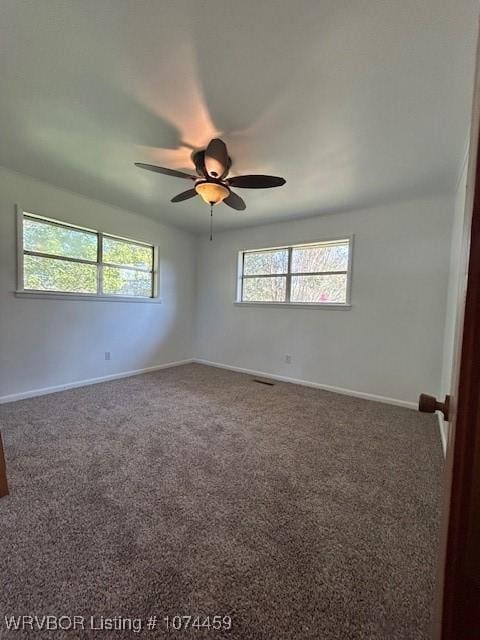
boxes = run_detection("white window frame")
[15,207,160,303]
[235,237,353,308]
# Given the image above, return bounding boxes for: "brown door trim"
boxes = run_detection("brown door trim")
[440,58,480,638]
[0,432,9,498]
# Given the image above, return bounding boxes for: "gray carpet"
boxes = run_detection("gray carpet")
[0,363,443,639]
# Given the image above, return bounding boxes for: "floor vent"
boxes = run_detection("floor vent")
[253,378,275,386]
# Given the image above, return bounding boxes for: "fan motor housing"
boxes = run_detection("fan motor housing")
[191,149,232,179]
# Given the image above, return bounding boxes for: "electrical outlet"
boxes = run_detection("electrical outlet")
[285,354,292,364]
[105,352,111,361]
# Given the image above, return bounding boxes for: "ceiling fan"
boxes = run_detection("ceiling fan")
[135,138,286,212]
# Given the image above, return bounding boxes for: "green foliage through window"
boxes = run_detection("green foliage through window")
[22,214,155,298]
[24,218,97,261]
[103,267,152,297]
[103,237,152,270]
[24,255,97,294]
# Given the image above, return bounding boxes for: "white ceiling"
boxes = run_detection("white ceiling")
[0,1,477,233]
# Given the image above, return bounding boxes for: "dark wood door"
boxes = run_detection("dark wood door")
[0,433,9,498]
[435,35,480,640]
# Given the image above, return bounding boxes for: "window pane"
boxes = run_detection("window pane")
[24,255,97,293]
[103,236,152,270]
[291,242,349,273]
[102,266,152,297]
[24,218,97,261]
[242,276,286,302]
[291,274,347,303]
[243,249,288,275]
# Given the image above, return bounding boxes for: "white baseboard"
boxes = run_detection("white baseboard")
[0,357,425,415]
[437,413,448,457]
[193,358,417,410]
[0,359,193,404]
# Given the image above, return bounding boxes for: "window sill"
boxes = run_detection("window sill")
[234,301,351,309]
[14,291,162,304]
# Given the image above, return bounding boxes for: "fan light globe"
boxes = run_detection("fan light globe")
[195,181,229,205]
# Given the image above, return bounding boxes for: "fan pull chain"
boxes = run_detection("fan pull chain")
[209,203,213,241]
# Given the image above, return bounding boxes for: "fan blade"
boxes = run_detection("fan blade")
[204,138,229,178]
[171,188,198,203]
[193,150,208,178]
[228,174,286,189]
[135,163,196,180]
[224,190,246,211]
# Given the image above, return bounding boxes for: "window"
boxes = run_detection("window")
[18,211,156,299]
[237,238,352,306]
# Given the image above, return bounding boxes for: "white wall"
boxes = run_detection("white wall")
[0,167,196,400]
[0,167,456,410]
[194,196,453,407]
